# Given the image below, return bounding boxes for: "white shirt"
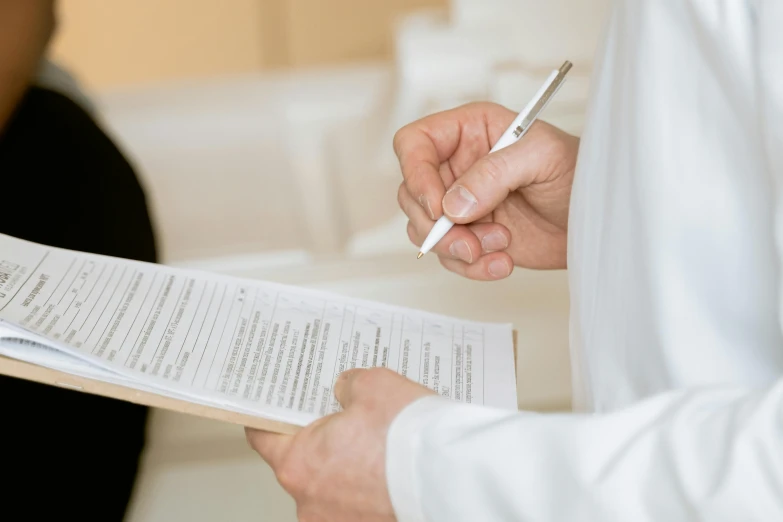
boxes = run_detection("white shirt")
[387,1,783,520]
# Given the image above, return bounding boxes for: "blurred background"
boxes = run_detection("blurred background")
[46,0,609,519]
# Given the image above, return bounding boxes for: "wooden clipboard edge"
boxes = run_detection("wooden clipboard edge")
[0,330,518,435]
[0,355,301,435]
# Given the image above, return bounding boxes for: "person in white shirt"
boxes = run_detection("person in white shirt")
[246,1,783,520]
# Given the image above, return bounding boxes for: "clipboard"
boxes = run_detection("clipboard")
[0,331,518,436]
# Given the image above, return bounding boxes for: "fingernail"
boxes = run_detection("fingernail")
[449,240,473,263]
[336,369,360,392]
[443,186,477,218]
[488,259,510,278]
[339,368,362,383]
[419,194,435,220]
[481,231,508,252]
[335,369,365,408]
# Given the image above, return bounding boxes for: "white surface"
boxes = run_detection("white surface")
[96,65,396,262]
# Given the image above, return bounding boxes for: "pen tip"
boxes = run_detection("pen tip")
[417,252,424,259]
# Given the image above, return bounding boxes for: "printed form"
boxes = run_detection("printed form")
[0,234,517,425]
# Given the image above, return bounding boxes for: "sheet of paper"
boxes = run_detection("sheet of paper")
[0,234,517,425]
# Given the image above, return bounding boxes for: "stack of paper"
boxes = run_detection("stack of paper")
[0,234,517,433]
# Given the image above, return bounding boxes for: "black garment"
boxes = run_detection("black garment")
[0,87,157,520]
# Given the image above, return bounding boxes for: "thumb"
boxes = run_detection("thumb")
[441,139,541,224]
[334,368,367,409]
[334,368,436,413]
[246,429,293,470]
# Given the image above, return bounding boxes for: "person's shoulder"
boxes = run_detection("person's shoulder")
[34,59,97,117]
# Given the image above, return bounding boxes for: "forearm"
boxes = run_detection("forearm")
[387,381,783,521]
[0,0,56,131]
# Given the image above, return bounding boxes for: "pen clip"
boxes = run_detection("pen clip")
[512,60,572,138]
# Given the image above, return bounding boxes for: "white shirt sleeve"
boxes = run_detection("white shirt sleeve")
[386,382,783,521]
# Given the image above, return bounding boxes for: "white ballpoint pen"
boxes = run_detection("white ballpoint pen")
[417,60,573,259]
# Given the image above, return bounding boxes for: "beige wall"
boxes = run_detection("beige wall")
[50,0,447,90]
[50,1,265,89]
[284,0,446,67]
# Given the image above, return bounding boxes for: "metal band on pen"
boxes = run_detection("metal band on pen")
[512,61,573,138]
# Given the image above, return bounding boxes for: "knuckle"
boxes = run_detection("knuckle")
[540,126,567,155]
[529,119,552,137]
[397,183,408,210]
[392,127,404,151]
[548,143,570,173]
[357,368,397,404]
[540,132,576,179]
[480,154,509,186]
[438,255,462,275]
[353,367,379,389]
[392,125,411,158]
[463,101,489,112]
[407,221,422,246]
[353,367,391,393]
[409,162,432,187]
[533,122,571,156]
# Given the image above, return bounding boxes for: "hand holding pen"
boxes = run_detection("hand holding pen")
[394,61,580,280]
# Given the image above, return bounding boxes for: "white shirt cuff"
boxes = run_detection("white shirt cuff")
[386,395,463,522]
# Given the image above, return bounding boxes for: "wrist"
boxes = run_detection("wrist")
[386,396,459,522]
